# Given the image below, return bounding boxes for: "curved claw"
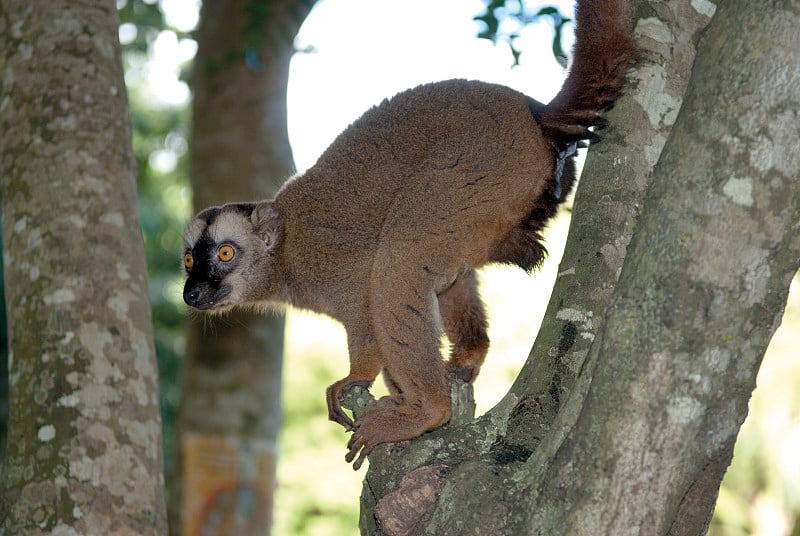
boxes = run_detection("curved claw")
[326,378,372,430]
[326,383,354,429]
[345,425,374,470]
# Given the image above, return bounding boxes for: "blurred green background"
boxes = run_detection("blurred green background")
[0,1,797,535]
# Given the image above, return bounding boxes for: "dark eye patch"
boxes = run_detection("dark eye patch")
[189,235,221,280]
[188,234,244,282]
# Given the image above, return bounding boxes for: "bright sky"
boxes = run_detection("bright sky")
[287,0,574,170]
[135,0,575,170]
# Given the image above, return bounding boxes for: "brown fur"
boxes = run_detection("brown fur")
[182,0,635,469]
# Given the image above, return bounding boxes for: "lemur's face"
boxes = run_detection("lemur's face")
[182,203,280,312]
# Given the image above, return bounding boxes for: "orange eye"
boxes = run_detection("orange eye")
[218,244,235,262]
[183,252,194,270]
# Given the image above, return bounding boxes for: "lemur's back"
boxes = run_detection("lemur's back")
[277,80,552,268]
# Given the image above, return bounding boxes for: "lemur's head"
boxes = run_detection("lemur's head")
[182,202,281,312]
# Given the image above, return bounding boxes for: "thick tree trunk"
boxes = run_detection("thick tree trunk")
[354,1,800,534]
[171,1,314,534]
[526,1,800,531]
[0,1,167,534]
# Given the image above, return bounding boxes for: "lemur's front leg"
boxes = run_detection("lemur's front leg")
[327,325,382,429]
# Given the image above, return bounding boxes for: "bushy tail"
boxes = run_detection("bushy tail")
[540,0,636,144]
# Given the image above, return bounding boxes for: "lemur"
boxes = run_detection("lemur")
[182,0,635,469]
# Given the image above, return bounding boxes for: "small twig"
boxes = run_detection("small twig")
[449,380,476,426]
[340,384,376,422]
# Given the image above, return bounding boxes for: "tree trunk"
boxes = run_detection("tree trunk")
[354,1,800,534]
[0,1,167,534]
[171,1,315,534]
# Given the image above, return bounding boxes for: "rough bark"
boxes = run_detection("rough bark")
[170,1,315,534]
[352,1,800,534]
[0,1,167,534]
[498,0,716,462]
[523,0,800,531]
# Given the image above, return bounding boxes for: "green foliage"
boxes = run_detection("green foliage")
[117,0,167,53]
[474,1,571,66]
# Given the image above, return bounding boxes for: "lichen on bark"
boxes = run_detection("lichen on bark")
[0,1,166,533]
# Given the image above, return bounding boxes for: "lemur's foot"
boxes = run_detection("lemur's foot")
[345,395,450,470]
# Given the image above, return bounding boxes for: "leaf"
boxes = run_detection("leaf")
[473,1,571,67]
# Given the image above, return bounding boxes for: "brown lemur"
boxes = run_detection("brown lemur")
[182,0,636,470]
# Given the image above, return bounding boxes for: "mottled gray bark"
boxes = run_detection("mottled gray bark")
[0,1,167,534]
[170,1,314,534]
[500,0,717,460]
[353,1,800,534]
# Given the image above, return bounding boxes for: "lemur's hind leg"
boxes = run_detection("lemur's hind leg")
[438,269,490,383]
[345,258,452,469]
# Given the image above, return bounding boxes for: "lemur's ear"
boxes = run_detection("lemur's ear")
[251,202,282,250]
